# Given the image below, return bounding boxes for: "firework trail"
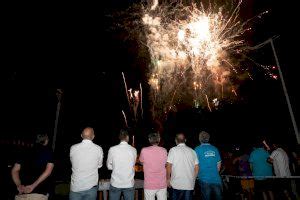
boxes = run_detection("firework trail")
[122,72,130,108]
[122,110,128,127]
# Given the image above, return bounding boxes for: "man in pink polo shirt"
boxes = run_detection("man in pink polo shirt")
[139,132,168,200]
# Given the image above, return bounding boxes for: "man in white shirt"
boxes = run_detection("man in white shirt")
[69,127,103,200]
[268,142,293,199]
[107,130,137,200]
[268,145,291,177]
[167,133,199,200]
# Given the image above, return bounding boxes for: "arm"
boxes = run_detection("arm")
[11,163,25,194]
[24,163,54,193]
[194,164,199,177]
[106,149,113,170]
[166,162,172,187]
[217,161,222,172]
[139,149,144,165]
[249,153,253,167]
[194,151,199,177]
[219,165,225,174]
[216,150,222,172]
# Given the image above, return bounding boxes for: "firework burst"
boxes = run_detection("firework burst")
[141,0,267,118]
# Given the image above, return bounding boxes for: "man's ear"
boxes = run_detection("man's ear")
[81,134,84,139]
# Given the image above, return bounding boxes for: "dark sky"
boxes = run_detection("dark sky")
[1,0,299,152]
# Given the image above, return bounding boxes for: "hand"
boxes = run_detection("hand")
[24,184,35,194]
[17,185,25,194]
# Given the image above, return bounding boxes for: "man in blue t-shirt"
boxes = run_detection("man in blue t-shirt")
[195,131,222,200]
[249,140,274,200]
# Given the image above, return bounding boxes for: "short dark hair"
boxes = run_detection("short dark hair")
[254,137,269,148]
[36,134,48,145]
[199,131,210,143]
[175,133,186,144]
[148,132,160,145]
[119,129,129,141]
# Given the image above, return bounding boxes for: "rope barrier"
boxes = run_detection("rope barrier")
[221,175,300,179]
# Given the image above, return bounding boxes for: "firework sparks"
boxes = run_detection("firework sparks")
[205,94,212,112]
[140,83,144,118]
[141,0,265,117]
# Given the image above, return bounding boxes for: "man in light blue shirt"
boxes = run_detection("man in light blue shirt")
[249,140,274,200]
[195,131,222,200]
[249,146,273,179]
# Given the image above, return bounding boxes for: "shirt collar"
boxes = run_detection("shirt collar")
[120,141,128,145]
[201,143,210,146]
[82,139,93,143]
[177,143,186,146]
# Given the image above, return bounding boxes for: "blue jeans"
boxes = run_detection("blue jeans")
[109,185,134,200]
[199,181,222,200]
[171,188,193,200]
[69,186,97,200]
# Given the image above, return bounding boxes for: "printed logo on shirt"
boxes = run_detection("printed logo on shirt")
[204,150,216,157]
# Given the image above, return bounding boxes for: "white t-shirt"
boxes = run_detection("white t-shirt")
[167,143,199,190]
[270,148,291,177]
[70,139,103,192]
[107,141,137,188]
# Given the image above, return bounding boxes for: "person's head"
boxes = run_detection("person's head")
[271,142,280,150]
[254,137,265,148]
[81,127,95,140]
[148,132,160,145]
[36,134,49,146]
[270,140,280,150]
[175,133,186,145]
[199,131,210,143]
[119,129,129,142]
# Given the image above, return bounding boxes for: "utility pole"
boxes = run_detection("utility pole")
[270,39,299,144]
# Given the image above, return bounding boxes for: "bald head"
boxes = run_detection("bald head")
[175,133,186,144]
[81,127,95,140]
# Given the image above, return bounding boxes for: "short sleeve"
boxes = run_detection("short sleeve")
[270,150,278,159]
[44,148,54,163]
[98,146,104,168]
[193,150,199,165]
[167,148,174,164]
[133,148,137,158]
[15,151,25,165]
[106,148,113,170]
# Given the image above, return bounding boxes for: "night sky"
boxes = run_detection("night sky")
[1,0,299,155]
